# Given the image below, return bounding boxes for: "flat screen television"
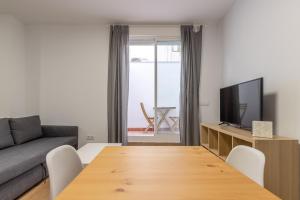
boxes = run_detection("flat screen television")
[220,78,263,130]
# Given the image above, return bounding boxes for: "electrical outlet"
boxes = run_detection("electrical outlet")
[86,135,95,141]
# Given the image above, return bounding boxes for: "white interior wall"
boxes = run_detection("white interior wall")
[25,27,41,115]
[0,15,28,117]
[28,25,110,147]
[129,25,180,38]
[222,0,300,139]
[200,23,223,123]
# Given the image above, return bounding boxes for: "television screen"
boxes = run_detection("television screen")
[220,78,263,129]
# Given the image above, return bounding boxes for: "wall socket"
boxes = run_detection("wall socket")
[86,135,95,141]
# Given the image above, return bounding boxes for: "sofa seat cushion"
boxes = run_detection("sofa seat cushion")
[0,119,14,149]
[0,136,77,185]
[9,116,43,144]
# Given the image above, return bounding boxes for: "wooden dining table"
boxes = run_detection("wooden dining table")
[57,146,279,200]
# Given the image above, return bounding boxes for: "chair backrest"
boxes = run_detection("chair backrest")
[140,102,152,124]
[226,145,265,186]
[46,145,83,200]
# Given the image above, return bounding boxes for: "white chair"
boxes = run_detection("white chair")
[46,145,83,200]
[226,145,265,186]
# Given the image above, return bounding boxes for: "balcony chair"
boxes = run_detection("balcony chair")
[140,102,155,133]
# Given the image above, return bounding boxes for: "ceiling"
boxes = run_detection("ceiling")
[0,0,235,24]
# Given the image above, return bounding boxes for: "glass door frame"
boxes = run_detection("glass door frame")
[129,36,181,135]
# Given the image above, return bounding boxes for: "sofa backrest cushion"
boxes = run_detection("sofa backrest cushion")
[0,118,15,149]
[9,116,43,144]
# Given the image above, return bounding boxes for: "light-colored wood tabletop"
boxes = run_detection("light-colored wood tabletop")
[57,146,280,200]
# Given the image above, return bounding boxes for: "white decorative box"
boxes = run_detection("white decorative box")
[252,121,273,138]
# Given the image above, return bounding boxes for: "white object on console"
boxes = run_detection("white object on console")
[252,121,273,138]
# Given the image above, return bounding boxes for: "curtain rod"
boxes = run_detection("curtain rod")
[129,24,204,26]
[111,24,205,27]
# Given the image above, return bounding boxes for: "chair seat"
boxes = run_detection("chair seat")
[0,137,77,185]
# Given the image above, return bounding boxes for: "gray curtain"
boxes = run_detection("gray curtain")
[107,25,129,145]
[179,25,203,146]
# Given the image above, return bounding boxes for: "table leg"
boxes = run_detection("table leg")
[156,110,165,130]
[156,109,174,133]
[170,117,179,131]
[164,116,175,133]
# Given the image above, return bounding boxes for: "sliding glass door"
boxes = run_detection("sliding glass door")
[128,41,155,135]
[156,41,181,134]
[127,38,181,142]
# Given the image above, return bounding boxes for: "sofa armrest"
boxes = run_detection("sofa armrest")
[42,125,78,138]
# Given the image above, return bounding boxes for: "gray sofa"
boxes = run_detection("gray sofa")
[0,116,78,200]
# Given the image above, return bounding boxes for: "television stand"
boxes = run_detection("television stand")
[200,122,299,200]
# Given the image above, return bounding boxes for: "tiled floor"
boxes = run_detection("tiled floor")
[128,131,154,136]
[128,131,180,143]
